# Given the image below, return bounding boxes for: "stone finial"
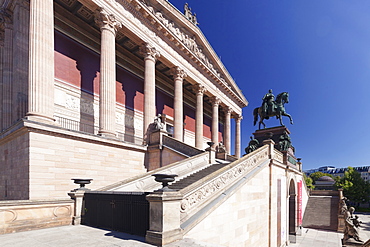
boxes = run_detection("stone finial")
[94,8,122,35]
[140,42,160,61]
[170,66,187,80]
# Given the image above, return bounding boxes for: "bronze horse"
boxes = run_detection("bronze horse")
[253,92,293,129]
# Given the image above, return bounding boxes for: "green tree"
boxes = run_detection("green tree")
[304,174,315,189]
[309,172,334,182]
[335,167,370,204]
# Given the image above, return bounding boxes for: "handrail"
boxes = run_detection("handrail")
[163,135,203,157]
[99,152,209,192]
[179,145,270,223]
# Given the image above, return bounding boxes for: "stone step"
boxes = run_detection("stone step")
[302,195,339,231]
[168,163,227,190]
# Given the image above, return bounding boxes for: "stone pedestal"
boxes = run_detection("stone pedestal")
[146,129,168,170]
[68,189,86,225]
[253,126,297,165]
[146,191,183,246]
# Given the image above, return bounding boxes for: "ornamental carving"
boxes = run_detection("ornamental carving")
[273,149,284,163]
[180,146,269,215]
[170,66,187,80]
[140,42,160,60]
[144,4,224,81]
[211,96,221,107]
[192,83,206,96]
[94,8,122,35]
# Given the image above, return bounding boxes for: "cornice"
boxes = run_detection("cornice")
[80,0,246,111]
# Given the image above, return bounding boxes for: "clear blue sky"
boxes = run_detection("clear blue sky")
[170,1,370,170]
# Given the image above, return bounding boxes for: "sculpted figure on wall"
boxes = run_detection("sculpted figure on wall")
[342,203,364,244]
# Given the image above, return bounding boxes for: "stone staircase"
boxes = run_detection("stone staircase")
[302,190,340,231]
[169,161,228,191]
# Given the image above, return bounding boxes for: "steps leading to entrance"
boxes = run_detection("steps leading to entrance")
[168,162,228,191]
[302,193,339,231]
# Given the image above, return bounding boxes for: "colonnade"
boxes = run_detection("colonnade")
[23,3,243,157]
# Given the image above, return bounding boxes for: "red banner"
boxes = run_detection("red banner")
[298,180,303,225]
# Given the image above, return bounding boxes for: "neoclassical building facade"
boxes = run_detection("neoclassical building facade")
[0,0,248,200]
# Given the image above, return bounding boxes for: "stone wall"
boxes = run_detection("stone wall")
[0,199,73,234]
[184,165,270,246]
[0,121,147,200]
[0,130,30,200]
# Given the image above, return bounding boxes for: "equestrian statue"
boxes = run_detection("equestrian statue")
[253,90,293,129]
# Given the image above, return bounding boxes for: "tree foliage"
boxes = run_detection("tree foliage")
[309,172,334,182]
[335,167,370,203]
[304,174,315,189]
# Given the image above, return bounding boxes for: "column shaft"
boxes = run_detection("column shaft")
[141,43,160,138]
[211,97,220,148]
[99,28,116,137]
[95,10,121,137]
[2,19,13,129]
[171,67,187,141]
[27,0,55,122]
[224,107,232,154]
[235,115,242,158]
[194,84,205,149]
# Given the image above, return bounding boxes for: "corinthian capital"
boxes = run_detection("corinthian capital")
[170,66,187,80]
[94,8,122,35]
[235,114,243,122]
[192,83,206,96]
[225,106,233,115]
[211,96,221,107]
[140,43,160,61]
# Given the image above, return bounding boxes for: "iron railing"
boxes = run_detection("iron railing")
[82,191,149,236]
[54,116,143,145]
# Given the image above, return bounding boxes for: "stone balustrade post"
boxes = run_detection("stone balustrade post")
[140,43,160,140]
[68,190,86,225]
[95,9,121,138]
[26,0,55,124]
[171,67,187,141]
[146,191,183,246]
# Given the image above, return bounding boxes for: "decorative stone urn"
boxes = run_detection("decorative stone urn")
[152,174,178,191]
[71,178,93,190]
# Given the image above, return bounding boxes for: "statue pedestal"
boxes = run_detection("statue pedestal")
[253,126,297,166]
[253,126,290,146]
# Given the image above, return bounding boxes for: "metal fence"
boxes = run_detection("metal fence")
[82,191,149,237]
[55,116,143,145]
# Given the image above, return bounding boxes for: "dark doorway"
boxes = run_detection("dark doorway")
[289,179,296,243]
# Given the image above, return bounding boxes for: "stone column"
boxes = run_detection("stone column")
[211,97,220,148]
[0,28,3,131]
[235,115,242,158]
[140,43,160,139]
[193,83,206,149]
[12,1,30,123]
[26,0,55,123]
[0,10,13,129]
[171,66,187,141]
[95,9,121,138]
[224,106,232,154]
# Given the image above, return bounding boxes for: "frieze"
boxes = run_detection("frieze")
[273,149,284,163]
[143,4,224,81]
[99,0,244,107]
[180,146,269,216]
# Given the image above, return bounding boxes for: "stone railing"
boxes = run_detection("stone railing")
[163,135,203,157]
[0,199,73,234]
[179,145,270,223]
[100,152,210,192]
